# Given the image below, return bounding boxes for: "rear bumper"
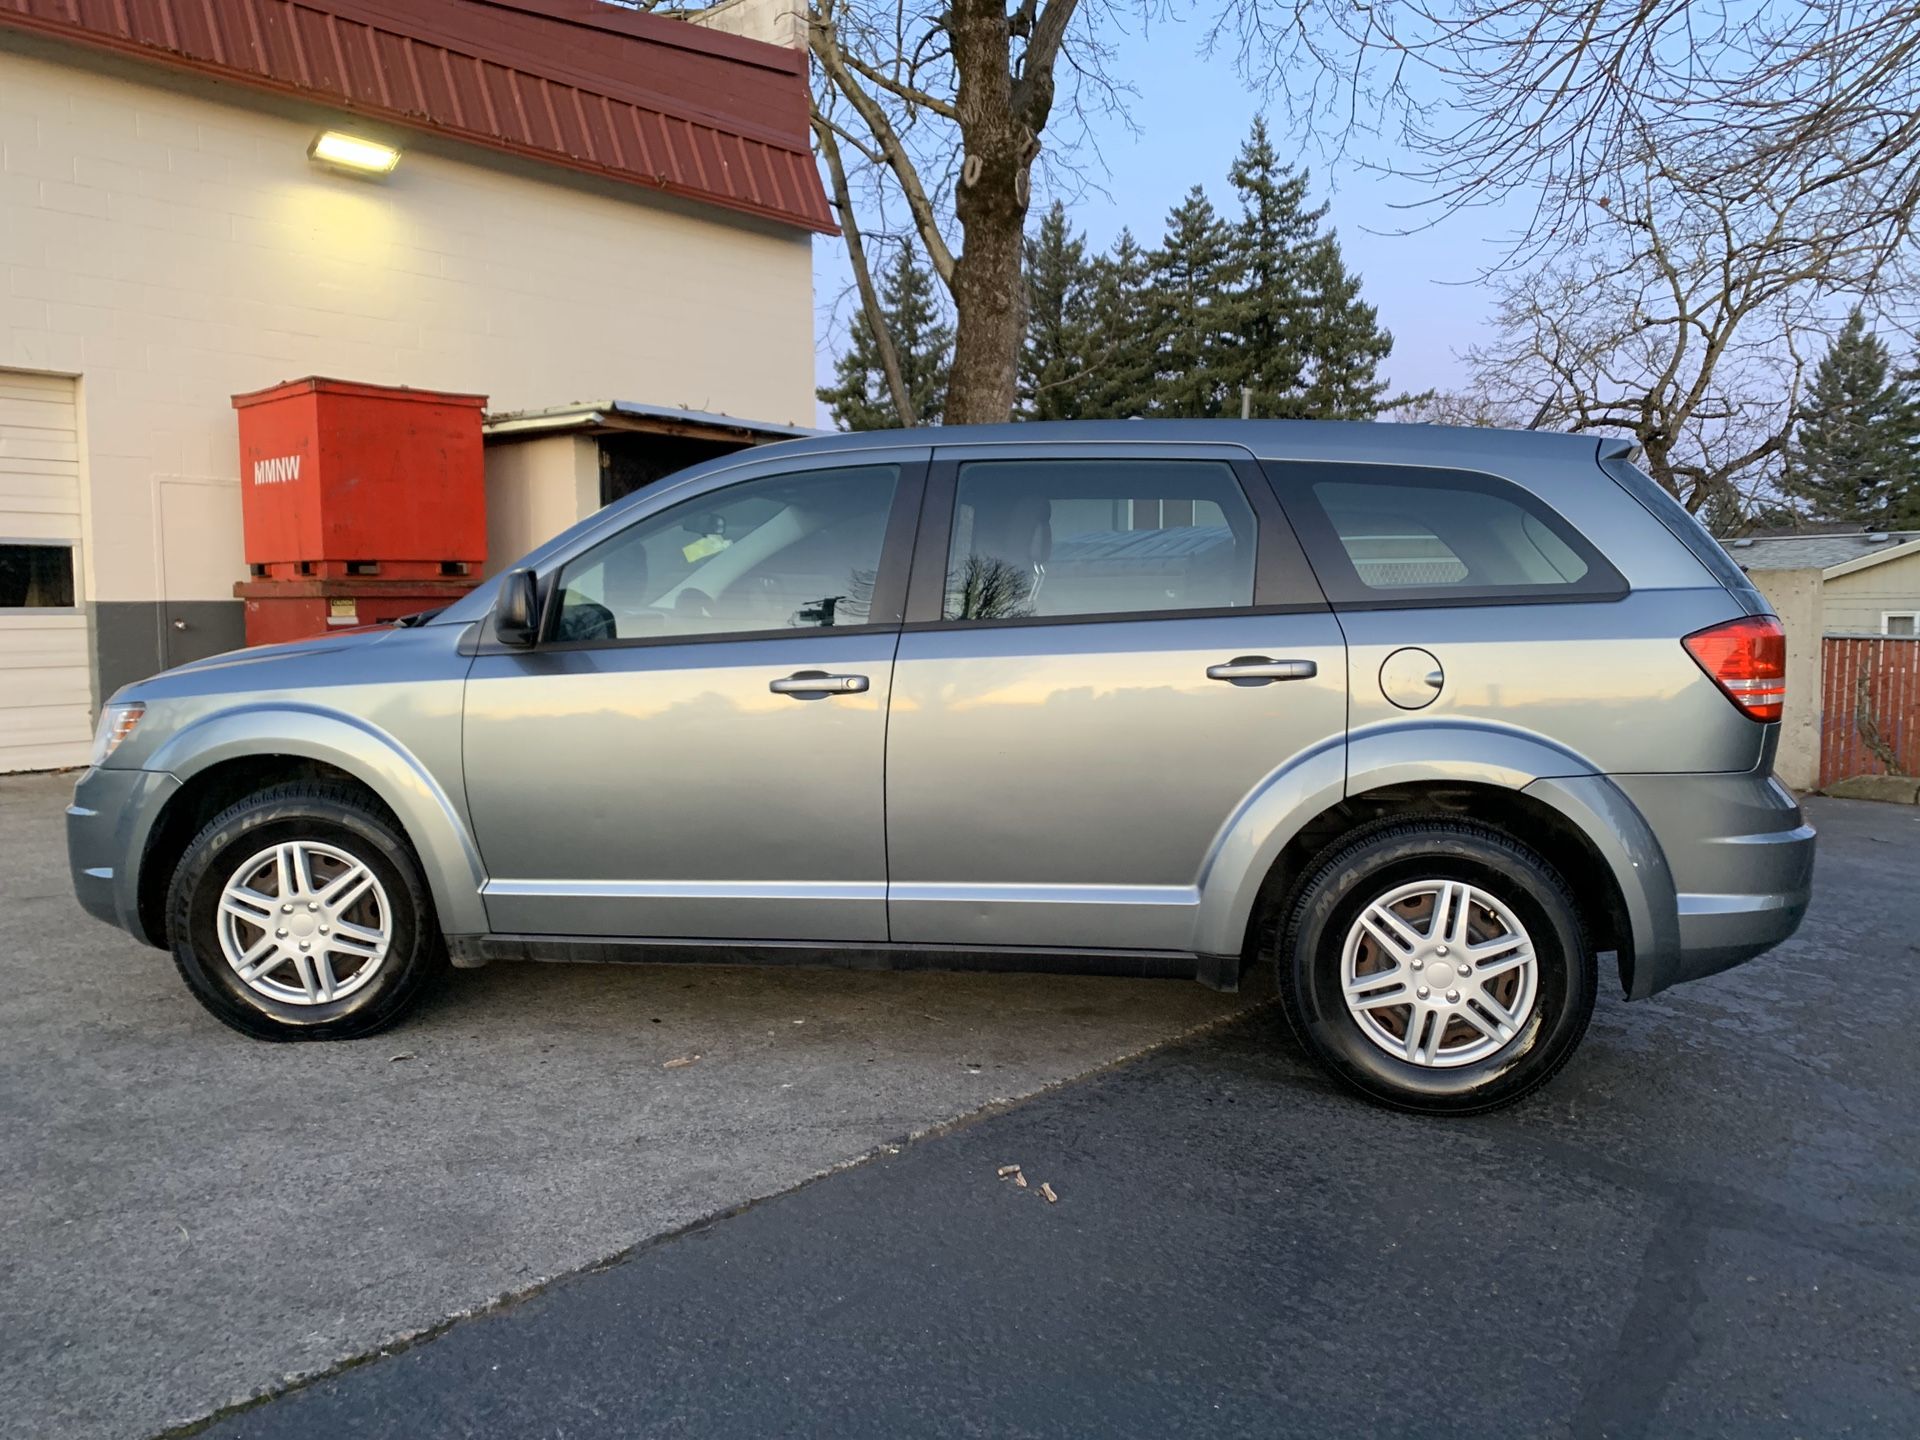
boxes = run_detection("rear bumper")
[66,765,179,947]
[1608,771,1814,994]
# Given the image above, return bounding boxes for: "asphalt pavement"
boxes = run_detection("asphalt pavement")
[186,793,1920,1440]
[0,771,1253,1440]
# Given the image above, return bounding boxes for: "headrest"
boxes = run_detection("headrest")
[603,540,650,608]
[995,494,1052,568]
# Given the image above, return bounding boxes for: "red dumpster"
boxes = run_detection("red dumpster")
[231,377,487,581]
[234,576,482,647]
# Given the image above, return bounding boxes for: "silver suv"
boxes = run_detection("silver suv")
[66,422,1813,1113]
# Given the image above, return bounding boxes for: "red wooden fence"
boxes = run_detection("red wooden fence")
[1819,636,1920,788]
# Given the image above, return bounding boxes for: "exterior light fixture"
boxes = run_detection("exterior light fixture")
[308,131,400,175]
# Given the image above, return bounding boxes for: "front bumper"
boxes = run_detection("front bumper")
[66,765,180,947]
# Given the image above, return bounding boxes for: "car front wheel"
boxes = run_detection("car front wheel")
[166,782,445,1040]
[1276,818,1597,1114]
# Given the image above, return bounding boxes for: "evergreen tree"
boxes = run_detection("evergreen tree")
[1783,310,1919,525]
[1018,201,1095,421]
[1218,116,1320,413]
[1079,228,1158,420]
[1294,231,1396,419]
[1896,350,1920,528]
[818,244,952,430]
[1144,186,1239,417]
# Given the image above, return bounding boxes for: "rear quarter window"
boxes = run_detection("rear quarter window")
[1270,463,1627,607]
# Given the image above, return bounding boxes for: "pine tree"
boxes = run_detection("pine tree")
[818,244,952,431]
[1145,186,1238,418]
[1294,231,1396,419]
[1783,310,1919,526]
[1079,228,1158,420]
[1018,201,1095,421]
[1218,116,1320,414]
[1895,350,1920,528]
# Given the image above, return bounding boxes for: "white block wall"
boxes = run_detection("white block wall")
[0,39,818,612]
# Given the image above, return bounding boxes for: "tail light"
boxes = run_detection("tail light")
[1683,615,1786,722]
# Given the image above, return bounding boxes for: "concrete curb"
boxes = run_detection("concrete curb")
[1821,774,1920,805]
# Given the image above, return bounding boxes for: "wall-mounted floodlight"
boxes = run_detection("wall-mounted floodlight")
[308,131,401,175]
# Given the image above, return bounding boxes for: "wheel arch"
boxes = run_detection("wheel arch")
[1197,723,1668,998]
[136,708,487,946]
[1233,781,1637,984]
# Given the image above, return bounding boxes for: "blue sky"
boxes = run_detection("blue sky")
[812,13,1528,420]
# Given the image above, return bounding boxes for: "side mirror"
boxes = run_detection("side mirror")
[492,568,541,646]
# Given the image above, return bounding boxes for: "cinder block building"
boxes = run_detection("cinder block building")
[0,0,829,770]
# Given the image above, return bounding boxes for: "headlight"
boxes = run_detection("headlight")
[89,702,145,767]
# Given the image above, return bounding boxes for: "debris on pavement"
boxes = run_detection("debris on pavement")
[388,1053,415,1063]
[662,1054,701,1070]
[996,1164,1058,1204]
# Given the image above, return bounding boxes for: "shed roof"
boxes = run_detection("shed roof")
[484,399,818,443]
[0,0,834,234]
[1724,530,1920,573]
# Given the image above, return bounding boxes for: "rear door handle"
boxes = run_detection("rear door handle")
[769,671,870,696]
[1206,657,1318,683]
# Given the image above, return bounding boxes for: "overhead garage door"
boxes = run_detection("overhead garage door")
[0,370,90,773]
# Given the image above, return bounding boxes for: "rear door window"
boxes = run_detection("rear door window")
[941,459,1260,621]
[1272,464,1625,606]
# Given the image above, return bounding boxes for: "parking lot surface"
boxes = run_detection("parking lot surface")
[5,777,1916,1438]
[0,772,1251,1440]
[196,794,1920,1440]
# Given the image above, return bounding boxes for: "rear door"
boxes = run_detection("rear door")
[883,442,1346,952]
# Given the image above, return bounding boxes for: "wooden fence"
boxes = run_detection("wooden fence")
[1819,636,1920,788]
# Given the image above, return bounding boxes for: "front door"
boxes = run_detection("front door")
[462,453,923,941]
[884,445,1347,953]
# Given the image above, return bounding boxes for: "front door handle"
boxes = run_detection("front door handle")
[769,670,870,696]
[1206,656,1318,684]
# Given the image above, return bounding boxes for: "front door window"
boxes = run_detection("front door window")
[551,465,900,643]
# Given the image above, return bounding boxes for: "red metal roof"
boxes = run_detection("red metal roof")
[0,0,835,234]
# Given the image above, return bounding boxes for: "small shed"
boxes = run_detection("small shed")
[1729,529,1920,636]
[481,403,818,574]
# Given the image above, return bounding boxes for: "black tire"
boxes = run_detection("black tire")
[1274,817,1596,1115]
[166,781,446,1041]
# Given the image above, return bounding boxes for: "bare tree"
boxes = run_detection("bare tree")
[1382,389,1519,429]
[1209,0,1920,272]
[658,0,1920,452]
[1198,2,1919,507]
[808,1,1109,424]
[1456,141,1920,511]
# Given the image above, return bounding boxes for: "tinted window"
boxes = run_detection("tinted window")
[943,460,1257,621]
[0,543,75,607]
[1288,466,1621,603]
[552,465,899,642]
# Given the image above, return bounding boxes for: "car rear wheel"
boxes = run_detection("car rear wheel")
[1275,818,1596,1114]
[166,782,445,1040]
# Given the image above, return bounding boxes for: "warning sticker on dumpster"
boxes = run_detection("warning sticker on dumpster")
[326,599,359,626]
